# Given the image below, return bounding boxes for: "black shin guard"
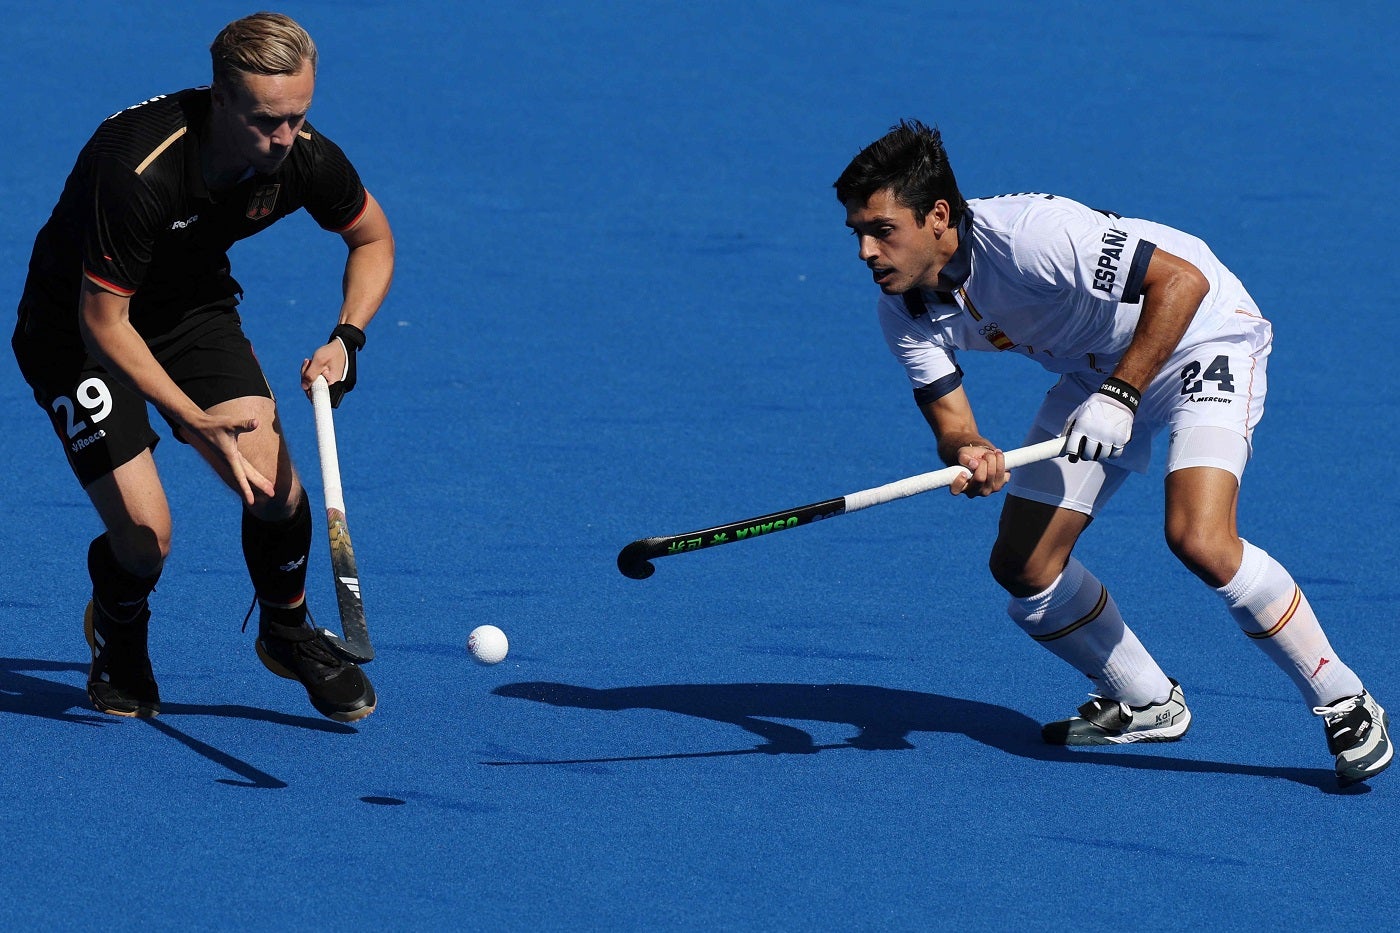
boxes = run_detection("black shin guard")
[87,535,160,623]
[242,493,312,609]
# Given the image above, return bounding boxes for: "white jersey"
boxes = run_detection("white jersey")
[877,193,1257,401]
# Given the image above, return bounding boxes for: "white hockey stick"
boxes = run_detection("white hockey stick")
[310,375,374,662]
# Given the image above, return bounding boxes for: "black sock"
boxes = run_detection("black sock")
[88,534,160,623]
[242,493,312,610]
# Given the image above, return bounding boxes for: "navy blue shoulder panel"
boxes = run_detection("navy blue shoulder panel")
[912,367,964,406]
[1121,240,1155,304]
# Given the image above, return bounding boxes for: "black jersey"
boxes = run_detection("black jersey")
[17,87,367,344]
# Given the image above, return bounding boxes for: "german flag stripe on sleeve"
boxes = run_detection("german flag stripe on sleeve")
[83,270,136,297]
[329,193,370,234]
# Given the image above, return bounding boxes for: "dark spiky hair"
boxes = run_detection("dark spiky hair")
[834,119,967,225]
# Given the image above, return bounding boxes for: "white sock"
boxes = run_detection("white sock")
[1216,539,1363,708]
[1008,557,1173,707]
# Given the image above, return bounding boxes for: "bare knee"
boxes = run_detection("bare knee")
[1164,466,1243,587]
[242,449,302,523]
[106,523,171,578]
[989,497,1087,598]
[246,479,304,523]
[989,543,1065,598]
[1164,520,1241,587]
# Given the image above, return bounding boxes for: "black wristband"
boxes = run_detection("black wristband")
[327,324,364,409]
[1096,377,1141,413]
[330,323,366,351]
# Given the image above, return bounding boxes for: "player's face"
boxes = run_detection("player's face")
[213,66,315,175]
[844,189,951,294]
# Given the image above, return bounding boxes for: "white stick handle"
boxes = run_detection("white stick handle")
[842,436,1066,513]
[310,376,345,513]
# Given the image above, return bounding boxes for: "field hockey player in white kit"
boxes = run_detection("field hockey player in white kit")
[835,119,1390,786]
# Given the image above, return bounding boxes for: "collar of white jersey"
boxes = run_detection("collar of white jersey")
[901,208,974,320]
[933,207,975,292]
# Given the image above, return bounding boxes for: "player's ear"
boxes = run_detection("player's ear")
[932,199,951,234]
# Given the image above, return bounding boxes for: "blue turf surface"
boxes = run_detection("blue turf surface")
[3,2,1399,929]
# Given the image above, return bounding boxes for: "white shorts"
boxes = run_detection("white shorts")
[1007,303,1271,517]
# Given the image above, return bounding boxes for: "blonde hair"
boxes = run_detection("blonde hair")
[210,12,317,89]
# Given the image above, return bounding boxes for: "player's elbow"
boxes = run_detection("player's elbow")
[1159,259,1210,310]
[1143,252,1211,312]
[1180,263,1210,305]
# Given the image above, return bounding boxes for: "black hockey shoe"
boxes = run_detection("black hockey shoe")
[84,599,160,717]
[256,610,376,723]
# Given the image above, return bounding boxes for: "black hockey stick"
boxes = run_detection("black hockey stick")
[617,437,1066,579]
[310,376,375,663]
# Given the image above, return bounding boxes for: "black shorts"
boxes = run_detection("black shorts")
[12,302,273,488]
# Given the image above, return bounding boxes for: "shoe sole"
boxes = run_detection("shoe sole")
[256,639,377,724]
[84,602,159,718]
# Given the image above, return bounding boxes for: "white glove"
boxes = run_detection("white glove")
[1062,379,1140,462]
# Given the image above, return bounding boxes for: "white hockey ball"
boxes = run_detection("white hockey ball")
[467,625,509,665]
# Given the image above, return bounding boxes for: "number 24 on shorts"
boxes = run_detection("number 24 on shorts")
[1179,354,1234,395]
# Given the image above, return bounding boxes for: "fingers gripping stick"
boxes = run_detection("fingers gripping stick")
[310,376,375,663]
[617,436,1067,579]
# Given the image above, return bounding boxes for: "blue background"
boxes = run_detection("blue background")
[2,2,1397,929]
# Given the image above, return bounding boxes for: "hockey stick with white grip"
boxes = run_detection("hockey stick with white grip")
[617,436,1067,579]
[310,375,375,663]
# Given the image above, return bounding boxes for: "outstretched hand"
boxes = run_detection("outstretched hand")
[185,412,275,505]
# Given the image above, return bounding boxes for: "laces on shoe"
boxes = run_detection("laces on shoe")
[288,626,344,668]
[1313,695,1362,719]
[259,613,348,682]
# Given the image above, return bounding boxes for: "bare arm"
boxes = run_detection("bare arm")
[1060,247,1212,462]
[1110,248,1210,392]
[917,384,1008,498]
[78,280,273,503]
[301,191,395,390]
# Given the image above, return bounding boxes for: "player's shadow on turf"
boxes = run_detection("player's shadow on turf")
[0,658,109,726]
[492,681,1355,794]
[0,657,352,732]
[1,657,354,789]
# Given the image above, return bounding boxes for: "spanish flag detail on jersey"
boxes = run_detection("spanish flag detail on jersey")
[959,288,1017,352]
